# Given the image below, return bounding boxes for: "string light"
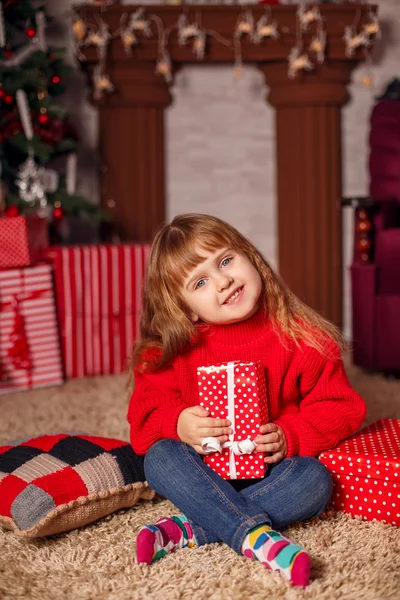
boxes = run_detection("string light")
[72,6,379,97]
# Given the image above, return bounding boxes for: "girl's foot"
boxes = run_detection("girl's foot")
[242,524,311,587]
[136,515,196,565]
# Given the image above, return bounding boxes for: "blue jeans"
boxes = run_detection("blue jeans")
[144,439,333,554]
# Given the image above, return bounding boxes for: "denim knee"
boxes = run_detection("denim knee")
[302,457,333,515]
[144,439,182,489]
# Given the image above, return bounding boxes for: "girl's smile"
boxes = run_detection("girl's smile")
[223,285,244,305]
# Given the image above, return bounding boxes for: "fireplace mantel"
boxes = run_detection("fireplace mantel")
[76,3,377,327]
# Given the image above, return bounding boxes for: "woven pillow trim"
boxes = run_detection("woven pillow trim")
[0,481,156,539]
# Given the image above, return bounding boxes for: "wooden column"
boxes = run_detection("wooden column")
[94,63,172,242]
[260,62,353,326]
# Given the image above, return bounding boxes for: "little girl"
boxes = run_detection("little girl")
[128,213,366,587]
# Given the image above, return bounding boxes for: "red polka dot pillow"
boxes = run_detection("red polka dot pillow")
[0,433,155,539]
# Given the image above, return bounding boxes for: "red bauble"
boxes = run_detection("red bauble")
[38,113,50,125]
[52,75,60,84]
[53,206,64,219]
[356,219,372,233]
[26,27,36,38]
[4,95,13,104]
[5,205,20,217]
[4,49,13,58]
[0,88,4,99]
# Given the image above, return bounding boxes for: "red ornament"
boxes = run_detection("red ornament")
[356,219,372,233]
[53,206,64,219]
[52,75,60,84]
[4,49,13,58]
[5,205,20,217]
[4,95,13,104]
[26,27,36,38]
[38,113,50,125]
[0,88,4,99]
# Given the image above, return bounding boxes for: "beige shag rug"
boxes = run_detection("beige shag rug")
[1,360,400,600]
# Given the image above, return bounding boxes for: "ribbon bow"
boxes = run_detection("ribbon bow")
[201,436,256,479]
[0,286,50,375]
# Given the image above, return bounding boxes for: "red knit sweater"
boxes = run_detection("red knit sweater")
[127,311,366,456]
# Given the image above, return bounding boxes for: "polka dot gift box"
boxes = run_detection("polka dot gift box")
[319,419,400,526]
[197,361,268,480]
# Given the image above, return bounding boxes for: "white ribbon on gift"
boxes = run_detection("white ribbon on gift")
[200,361,257,479]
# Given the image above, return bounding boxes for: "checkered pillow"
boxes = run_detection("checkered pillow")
[0,433,155,539]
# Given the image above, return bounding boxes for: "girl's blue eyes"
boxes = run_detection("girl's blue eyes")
[194,257,233,289]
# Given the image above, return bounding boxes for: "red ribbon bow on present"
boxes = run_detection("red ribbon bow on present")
[1,288,50,373]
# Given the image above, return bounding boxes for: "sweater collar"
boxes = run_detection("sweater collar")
[196,308,274,348]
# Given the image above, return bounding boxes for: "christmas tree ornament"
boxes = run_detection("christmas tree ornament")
[26,26,36,38]
[15,155,47,204]
[53,206,63,220]
[38,113,49,124]
[4,94,13,104]
[288,47,314,78]
[16,89,33,139]
[66,153,77,195]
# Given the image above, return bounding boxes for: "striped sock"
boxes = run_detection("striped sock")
[242,524,311,587]
[136,515,196,565]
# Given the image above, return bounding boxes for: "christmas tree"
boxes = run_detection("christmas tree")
[0,0,105,226]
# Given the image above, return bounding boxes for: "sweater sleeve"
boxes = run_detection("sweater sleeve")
[274,343,367,457]
[127,367,187,455]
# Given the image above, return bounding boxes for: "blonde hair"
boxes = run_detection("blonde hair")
[131,213,344,373]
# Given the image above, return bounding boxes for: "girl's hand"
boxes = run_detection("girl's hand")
[177,406,233,454]
[254,423,287,464]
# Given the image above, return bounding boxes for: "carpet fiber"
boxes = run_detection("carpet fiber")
[1,360,400,600]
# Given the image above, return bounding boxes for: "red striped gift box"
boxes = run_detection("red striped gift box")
[0,264,64,395]
[45,245,150,378]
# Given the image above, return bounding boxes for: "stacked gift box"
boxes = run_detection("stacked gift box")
[44,244,150,378]
[0,215,63,394]
[0,214,150,393]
